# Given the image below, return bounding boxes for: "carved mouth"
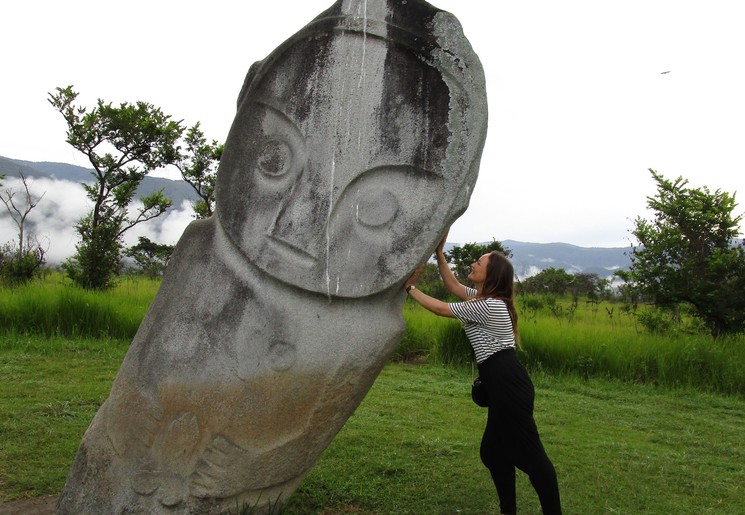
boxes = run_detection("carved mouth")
[266,235,319,268]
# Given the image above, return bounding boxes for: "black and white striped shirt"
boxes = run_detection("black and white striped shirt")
[449,286,516,363]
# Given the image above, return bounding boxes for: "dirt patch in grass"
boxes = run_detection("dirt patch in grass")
[0,495,56,515]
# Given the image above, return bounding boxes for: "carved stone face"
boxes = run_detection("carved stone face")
[217,24,480,298]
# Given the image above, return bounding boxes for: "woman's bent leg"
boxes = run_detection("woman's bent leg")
[508,397,561,514]
[480,350,562,514]
[480,411,516,514]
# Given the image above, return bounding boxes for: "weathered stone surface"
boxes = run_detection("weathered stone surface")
[56,1,486,512]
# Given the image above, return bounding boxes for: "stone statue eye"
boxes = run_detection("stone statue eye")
[257,139,293,177]
[355,187,399,228]
[251,103,306,185]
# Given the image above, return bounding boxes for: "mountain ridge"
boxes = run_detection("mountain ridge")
[1,156,630,275]
[0,155,199,210]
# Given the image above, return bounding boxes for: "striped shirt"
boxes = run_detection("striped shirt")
[449,286,516,363]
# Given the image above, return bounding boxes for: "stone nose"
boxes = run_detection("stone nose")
[268,171,332,263]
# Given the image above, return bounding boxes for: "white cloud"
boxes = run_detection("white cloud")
[125,200,196,248]
[1,177,195,264]
[0,177,87,263]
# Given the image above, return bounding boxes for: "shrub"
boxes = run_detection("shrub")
[0,242,45,286]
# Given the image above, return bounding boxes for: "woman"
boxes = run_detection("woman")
[404,236,562,515]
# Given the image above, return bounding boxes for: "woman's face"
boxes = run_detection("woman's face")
[468,253,491,285]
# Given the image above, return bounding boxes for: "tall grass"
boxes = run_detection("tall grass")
[2,273,744,396]
[521,316,745,392]
[404,297,745,397]
[394,302,470,365]
[3,276,745,510]
[0,272,158,339]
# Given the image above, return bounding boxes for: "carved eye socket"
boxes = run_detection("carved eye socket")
[355,188,399,228]
[258,139,293,177]
[250,103,306,186]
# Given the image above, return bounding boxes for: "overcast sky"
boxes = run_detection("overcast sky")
[2,0,744,254]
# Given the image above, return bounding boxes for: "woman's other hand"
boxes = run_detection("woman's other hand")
[404,264,426,290]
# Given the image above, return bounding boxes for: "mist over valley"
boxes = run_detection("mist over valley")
[1,156,631,277]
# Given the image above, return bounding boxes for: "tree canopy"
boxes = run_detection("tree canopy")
[629,169,745,337]
[444,239,512,283]
[49,86,183,289]
[518,268,609,300]
[125,236,174,278]
[174,122,223,219]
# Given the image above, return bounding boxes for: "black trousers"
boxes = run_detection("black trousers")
[477,349,561,515]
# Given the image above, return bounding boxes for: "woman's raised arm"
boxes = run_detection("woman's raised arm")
[436,236,470,300]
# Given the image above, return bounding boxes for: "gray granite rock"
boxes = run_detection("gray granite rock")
[56,1,486,512]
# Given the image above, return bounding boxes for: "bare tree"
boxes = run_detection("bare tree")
[1,172,46,259]
[0,172,47,282]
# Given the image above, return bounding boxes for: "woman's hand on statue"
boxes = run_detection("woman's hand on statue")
[404,264,426,290]
[436,232,448,258]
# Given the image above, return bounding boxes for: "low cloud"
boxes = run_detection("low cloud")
[124,200,195,248]
[0,177,194,264]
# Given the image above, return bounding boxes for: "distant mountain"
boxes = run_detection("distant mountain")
[0,156,199,210]
[502,240,631,279]
[441,240,631,279]
[2,156,632,275]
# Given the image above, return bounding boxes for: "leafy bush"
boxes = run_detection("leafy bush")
[0,242,45,286]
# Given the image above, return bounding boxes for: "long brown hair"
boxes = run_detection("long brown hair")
[480,251,520,344]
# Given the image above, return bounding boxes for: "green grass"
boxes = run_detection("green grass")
[2,275,745,512]
[284,367,745,514]
[402,298,745,397]
[2,334,745,513]
[514,298,745,397]
[4,274,744,395]
[520,316,745,395]
[0,334,128,498]
[0,273,159,339]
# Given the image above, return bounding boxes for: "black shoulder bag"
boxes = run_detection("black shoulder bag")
[471,376,489,407]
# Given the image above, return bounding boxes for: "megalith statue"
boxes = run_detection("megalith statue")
[56,0,487,512]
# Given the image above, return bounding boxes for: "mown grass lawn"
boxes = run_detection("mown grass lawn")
[2,335,743,514]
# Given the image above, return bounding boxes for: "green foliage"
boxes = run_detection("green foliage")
[629,170,745,337]
[3,273,744,395]
[516,294,745,395]
[0,272,157,339]
[568,272,610,301]
[519,268,610,300]
[634,306,676,335]
[174,122,223,219]
[0,242,45,286]
[397,300,472,366]
[125,236,174,278]
[519,267,573,295]
[432,320,474,367]
[405,295,745,396]
[48,86,182,289]
[444,239,511,283]
[61,212,123,290]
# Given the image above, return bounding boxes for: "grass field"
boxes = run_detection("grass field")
[1,275,745,512]
[2,333,744,513]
